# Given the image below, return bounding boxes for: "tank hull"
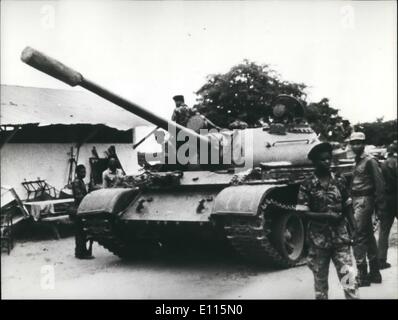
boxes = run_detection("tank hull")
[77,173,306,268]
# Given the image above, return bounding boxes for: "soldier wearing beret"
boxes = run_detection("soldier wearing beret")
[296,142,358,299]
[349,132,385,286]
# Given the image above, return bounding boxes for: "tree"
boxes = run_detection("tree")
[195,60,306,128]
[306,98,352,142]
[354,119,397,146]
[195,60,351,142]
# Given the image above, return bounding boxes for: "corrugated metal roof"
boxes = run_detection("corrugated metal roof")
[0,85,149,130]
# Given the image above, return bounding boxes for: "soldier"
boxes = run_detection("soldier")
[296,142,358,299]
[71,164,94,259]
[349,132,385,286]
[171,95,192,127]
[378,142,397,269]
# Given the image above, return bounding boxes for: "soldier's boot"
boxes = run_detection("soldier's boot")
[379,259,391,270]
[356,264,371,287]
[368,260,382,284]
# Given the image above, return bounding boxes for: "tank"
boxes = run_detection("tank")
[21,47,353,268]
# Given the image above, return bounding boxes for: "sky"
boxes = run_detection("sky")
[1,0,397,125]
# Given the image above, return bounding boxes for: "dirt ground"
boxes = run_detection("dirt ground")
[2,221,397,300]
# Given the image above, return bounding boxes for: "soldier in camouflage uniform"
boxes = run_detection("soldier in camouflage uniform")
[296,142,358,299]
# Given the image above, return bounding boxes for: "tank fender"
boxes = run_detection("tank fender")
[77,188,139,216]
[211,185,282,217]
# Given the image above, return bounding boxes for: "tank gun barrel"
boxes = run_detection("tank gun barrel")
[20,47,209,144]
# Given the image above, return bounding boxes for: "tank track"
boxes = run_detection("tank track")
[83,199,304,267]
[82,217,135,259]
[221,199,303,269]
[96,236,134,259]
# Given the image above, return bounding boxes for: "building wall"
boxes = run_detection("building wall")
[0,143,139,199]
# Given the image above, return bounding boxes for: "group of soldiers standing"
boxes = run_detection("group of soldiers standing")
[298,133,397,299]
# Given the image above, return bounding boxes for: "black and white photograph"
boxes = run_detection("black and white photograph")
[1,0,397,303]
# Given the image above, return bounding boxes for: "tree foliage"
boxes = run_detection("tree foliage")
[195,60,306,128]
[306,98,352,142]
[354,119,397,146]
[195,60,352,142]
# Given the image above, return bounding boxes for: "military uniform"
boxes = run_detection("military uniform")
[351,152,386,277]
[378,152,397,267]
[297,173,358,299]
[171,96,192,157]
[71,177,91,258]
[171,103,192,127]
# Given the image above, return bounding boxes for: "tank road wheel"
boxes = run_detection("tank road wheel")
[271,212,305,265]
[222,203,306,269]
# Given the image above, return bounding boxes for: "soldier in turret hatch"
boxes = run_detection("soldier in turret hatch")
[171,95,192,127]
